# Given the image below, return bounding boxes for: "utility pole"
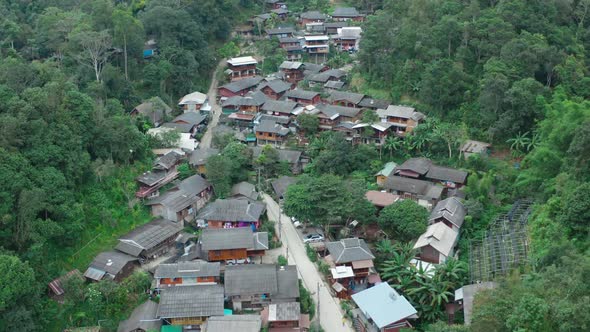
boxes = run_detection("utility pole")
[278,199,282,241]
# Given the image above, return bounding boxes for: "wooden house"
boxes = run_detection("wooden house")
[358,97,390,110]
[84,251,139,282]
[251,147,303,174]
[258,79,292,100]
[199,228,269,262]
[157,285,224,326]
[261,99,299,118]
[178,91,211,113]
[383,176,443,209]
[328,90,365,108]
[227,56,259,81]
[395,158,469,189]
[130,97,172,127]
[299,10,327,24]
[48,270,83,302]
[266,27,295,39]
[284,89,321,105]
[460,140,492,159]
[325,238,376,280]
[375,162,397,186]
[145,175,212,223]
[351,282,417,332]
[332,7,365,22]
[271,176,297,199]
[279,61,305,83]
[376,105,425,136]
[154,261,221,288]
[221,91,268,114]
[197,199,266,229]
[224,264,299,310]
[265,0,284,10]
[413,222,459,264]
[218,76,263,98]
[135,151,183,198]
[307,69,346,87]
[303,35,329,55]
[231,181,259,202]
[261,302,310,331]
[365,190,400,210]
[117,300,162,332]
[114,218,182,260]
[279,39,304,61]
[333,27,362,52]
[189,148,220,175]
[429,197,466,232]
[255,120,290,146]
[324,22,348,35]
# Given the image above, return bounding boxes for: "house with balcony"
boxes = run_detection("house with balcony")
[135,151,183,198]
[197,199,266,229]
[325,22,349,34]
[130,97,172,127]
[394,157,468,189]
[226,56,259,81]
[255,120,291,146]
[224,264,299,311]
[332,7,365,22]
[303,35,329,55]
[307,69,346,87]
[413,222,459,264]
[266,27,295,39]
[114,218,182,260]
[325,238,377,280]
[219,76,264,98]
[279,61,305,83]
[352,122,396,145]
[279,38,304,61]
[258,79,292,100]
[333,27,362,52]
[351,282,417,332]
[221,91,267,115]
[154,261,221,288]
[328,90,365,108]
[284,89,321,105]
[376,105,425,136]
[261,99,299,118]
[199,227,269,262]
[157,285,224,326]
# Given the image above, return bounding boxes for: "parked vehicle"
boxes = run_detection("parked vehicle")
[225,258,251,265]
[303,233,324,243]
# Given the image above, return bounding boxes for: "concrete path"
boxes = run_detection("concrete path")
[263,194,354,332]
[199,58,226,149]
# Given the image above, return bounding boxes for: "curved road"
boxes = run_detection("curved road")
[199,58,227,149]
[263,194,354,332]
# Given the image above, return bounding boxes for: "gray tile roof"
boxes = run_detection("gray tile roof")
[395,157,433,175]
[199,228,268,251]
[333,7,361,17]
[384,176,443,200]
[161,122,194,133]
[256,114,291,125]
[316,104,362,118]
[269,302,301,322]
[222,91,267,107]
[279,38,300,44]
[325,238,375,264]
[220,76,264,93]
[302,62,325,75]
[253,232,270,250]
[358,97,390,109]
[271,176,297,198]
[231,181,259,201]
[429,197,466,228]
[276,265,300,299]
[324,81,345,90]
[203,315,262,332]
[300,11,327,20]
[154,261,220,279]
[115,219,182,257]
[173,112,207,126]
[266,27,296,35]
[197,199,266,222]
[179,174,210,195]
[377,105,425,121]
[426,165,469,184]
[255,120,290,135]
[328,90,365,105]
[117,300,161,332]
[136,170,167,186]
[157,285,224,319]
[153,151,183,170]
[261,100,298,114]
[85,251,138,280]
[284,89,320,100]
[251,147,302,164]
[324,22,349,29]
[258,79,292,94]
[308,69,346,83]
[189,148,219,166]
[225,264,277,296]
[413,222,459,257]
[133,97,172,125]
[144,189,197,212]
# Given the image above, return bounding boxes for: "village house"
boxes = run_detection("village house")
[48,270,83,302]
[219,76,264,98]
[154,261,221,288]
[460,140,492,159]
[306,21,326,34]
[376,105,425,136]
[271,7,289,19]
[255,120,291,146]
[453,282,498,325]
[147,127,198,152]
[145,175,213,223]
[394,157,432,178]
[303,35,329,56]
[135,151,183,198]
[258,79,292,100]
[255,113,292,129]
[261,302,310,331]
[332,27,362,52]
[351,282,418,332]
[226,56,259,81]
[157,284,224,326]
[178,91,211,113]
[324,80,346,91]
[279,38,304,61]
[302,62,329,76]
[271,176,297,199]
[324,22,349,34]
[202,315,262,332]
[130,97,171,127]
[189,148,220,175]
[358,97,390,110]
[318,104,364,123]
[383,176,443,209]
[165,111,207,135]
[222,91,268,114]
[414,222,459,264]
[356,122,400,145]
[429,197,466,232]
[299,10,327,24]
[117,300,161,332]
[284,89,321,105]
[197,198,266,229]
[329,90,365,108]
[143,39,157,58]
[325,238,377,281]
[199,227,269,262]
[266,27,296,39]
[224,264,299,311]
[265,0,285,10]
[231,181,259,202]
[114,218,182,259]
[279,61,305,83]
[365,190,400,210]
[307,69,347,87]
[375,162,397,186]
[84,251,139,282]
[251,146,304,174]
[261,99,300,118]
[332,7,365,22]
[394,158,469,189]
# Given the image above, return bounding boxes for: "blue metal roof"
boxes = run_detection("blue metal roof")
[351,282,417,329]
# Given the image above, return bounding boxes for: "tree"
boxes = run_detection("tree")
[72,30,113,82]
[205,155,233,198]
[217,41,240,59]
[383,136,401,159]
[434,122,465,159]
[112,8,145,80]
[558,182,590,238]
[378,200,428,241]
[297,113,319,137]
[0,254,36,311]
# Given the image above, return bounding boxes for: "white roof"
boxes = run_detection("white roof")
[304,35,329,41]
[179,91,207,105]
[351,282,417,329]
[147,128,198,151]
[330,266,354,279]
[337,27,362,38]
[227,56,258,66]
[413,223,459,257]
[409,259,435,278]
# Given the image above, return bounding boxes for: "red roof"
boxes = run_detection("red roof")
[48,269,83,296]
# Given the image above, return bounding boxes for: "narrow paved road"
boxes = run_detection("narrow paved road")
[263,194,354,332]
[199,58,226,149]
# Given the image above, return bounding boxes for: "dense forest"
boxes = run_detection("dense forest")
[357,0,590,330]
[0,0,259,330]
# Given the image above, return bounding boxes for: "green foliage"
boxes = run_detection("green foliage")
[177,162,193,180]
[299,279,316,320]
[308,132,378,176]
[217,41,240,59]
[378,200,429,242]
[0,254,36,311]
[205,155,233,198]
[297,113,319,136]
[278,255,288,266]
[306,244,318,263]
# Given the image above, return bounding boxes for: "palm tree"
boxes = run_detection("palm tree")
[433,258,467,289]
[383,136,401,159]
[506,132,531,156]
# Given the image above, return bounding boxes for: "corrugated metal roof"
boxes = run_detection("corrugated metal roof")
[157,285,224,319]
[351,282,417,329]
